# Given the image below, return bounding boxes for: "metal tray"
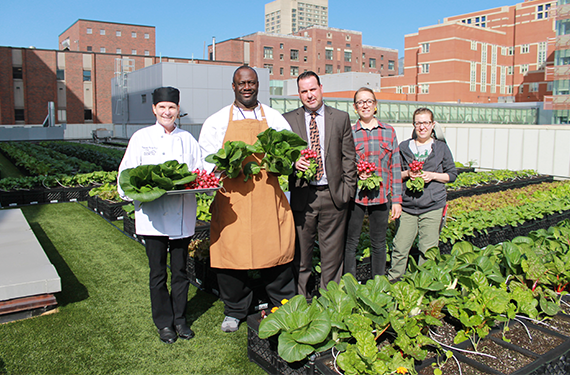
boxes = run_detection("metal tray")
[165,187,220,195]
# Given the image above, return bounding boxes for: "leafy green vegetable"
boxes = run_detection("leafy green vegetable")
[205,141,258,179]
[358,174,383,191]
[254,128,307,175]
[119,160,196,203]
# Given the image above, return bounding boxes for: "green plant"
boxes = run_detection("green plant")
[88,183,121,202]
[205,140,258,180]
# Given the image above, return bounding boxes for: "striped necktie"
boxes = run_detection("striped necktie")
[309,112,324,180]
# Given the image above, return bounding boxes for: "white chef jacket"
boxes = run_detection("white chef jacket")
[118,123,203,239]
[199,103,292,173]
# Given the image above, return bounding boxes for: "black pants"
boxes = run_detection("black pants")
[344,201,389,277]
[144,235,191,329]
[216,263,296,320]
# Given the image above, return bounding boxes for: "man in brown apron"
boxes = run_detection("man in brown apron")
[199,66,296,332]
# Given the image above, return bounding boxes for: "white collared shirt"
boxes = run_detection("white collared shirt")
[118,123,203,239]
[303,105,328,185]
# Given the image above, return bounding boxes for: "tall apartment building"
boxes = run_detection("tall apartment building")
[265,0,328,34]
[58,19,155,56]
[209,26,398,81]
[381,0,555,105]
[544,0,570,123]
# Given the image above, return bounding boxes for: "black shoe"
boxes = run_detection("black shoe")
[158,327,177,344]
[175,323,195,340]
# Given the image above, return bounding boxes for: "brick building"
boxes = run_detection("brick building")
[58,19,155,56]
[0,47,239,126]
[265,0,328,35]
[381,0,555,104]
[209,25,398,81]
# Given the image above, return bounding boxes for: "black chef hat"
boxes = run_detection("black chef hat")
[152,87,180,105]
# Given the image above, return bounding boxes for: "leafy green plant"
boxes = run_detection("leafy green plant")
[88,183,121,202]
[119,160,196,203]
[205,140,258,180]
[254,128,307,175]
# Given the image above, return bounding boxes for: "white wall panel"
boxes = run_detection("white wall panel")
[521,129,539,170]
[506,129,523,171]
[537,130,555,174]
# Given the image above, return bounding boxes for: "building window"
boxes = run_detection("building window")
[501,47,507,55]
[58,109,66,122]
[470,61,477,92]
[145,33,150,39]
[520,64,529,74]
[291,66,299,76]
[264,46,273,59]
[344,51,352,62]
[304,56,307,62]
[530,82,539,92]
[116,31,121,37]
[508,47,514,55]
[280,67,284,75]
[290,49,299,61]
[13,67,23,79]
[132,32,137,38]
[325,49,333,60]
[325,64,333,74]
[144,50,150,56]
[521,44,530,54]
[326,41,332,46]
[280,54,284,61]
[409,85,416,94]
[56,69,64,80]
[346,43,351,48]
[421,43,430,53]
[537,41,547,67]
[15,109,25,121]
[116,48,121,54]
[344,66,351,72]
[471,41,477,50]
[369,58,376,68]
[86,28,92,34]
[87,46,92,52]
[280,43,284,49]
[396,86,403,94]
[507,66,513,75]
[420,84,429,94]
[537,4,551,19]
[388,60,395,70]
[132,49,137,55]
[421,63,429,74]
[141,94,147,104]
[99,47,105,53]
[520,85,524,93]
[100,29,105,35]
[548,81,553,91]
[507,85,513,94]
[264,64,273,74]
[84,109,93,121]
[83,70,91,81]
[304,46,307,51]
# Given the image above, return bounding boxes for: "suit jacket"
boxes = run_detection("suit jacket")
[284,105,357,211]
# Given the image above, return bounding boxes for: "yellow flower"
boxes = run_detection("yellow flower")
[271,306,279,313]
[281,299,289,305]
[396,367,408,374]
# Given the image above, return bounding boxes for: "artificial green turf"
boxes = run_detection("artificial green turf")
[0,203,265,375]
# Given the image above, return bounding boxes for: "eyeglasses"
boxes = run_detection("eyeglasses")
[355,99,376,107]
[414,121,433,128]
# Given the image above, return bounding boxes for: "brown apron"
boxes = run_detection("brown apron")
[209,105,295,270]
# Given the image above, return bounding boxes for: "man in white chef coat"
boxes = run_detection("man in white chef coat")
[118,87,202,344]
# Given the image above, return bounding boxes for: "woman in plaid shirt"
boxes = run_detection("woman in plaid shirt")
[344,87,402,278]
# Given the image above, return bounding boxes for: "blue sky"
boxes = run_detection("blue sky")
[1,0,514,59]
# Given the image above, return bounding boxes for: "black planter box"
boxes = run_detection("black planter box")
[247,312,321,375]
[45,186,92,203]
[87,195,128,221]
[447,175,554,201]
[439,209,570,254]
[187,256,219,295]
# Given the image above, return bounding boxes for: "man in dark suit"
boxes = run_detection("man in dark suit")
[283,71,357,299]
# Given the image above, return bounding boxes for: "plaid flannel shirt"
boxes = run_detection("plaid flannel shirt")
[352,120,402,206]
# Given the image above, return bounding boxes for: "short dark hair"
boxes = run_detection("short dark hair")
[296,71,320,88]
[232,65,258,84]
[413,107,434,123]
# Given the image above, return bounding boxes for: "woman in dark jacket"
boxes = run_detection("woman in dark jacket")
[386,107,457,280]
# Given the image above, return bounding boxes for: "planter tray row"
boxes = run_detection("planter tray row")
[87,195,129,221]
[0,186,93,208]
[248,311,570,375]
[447,175,553,201]
[439,209,570,254]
